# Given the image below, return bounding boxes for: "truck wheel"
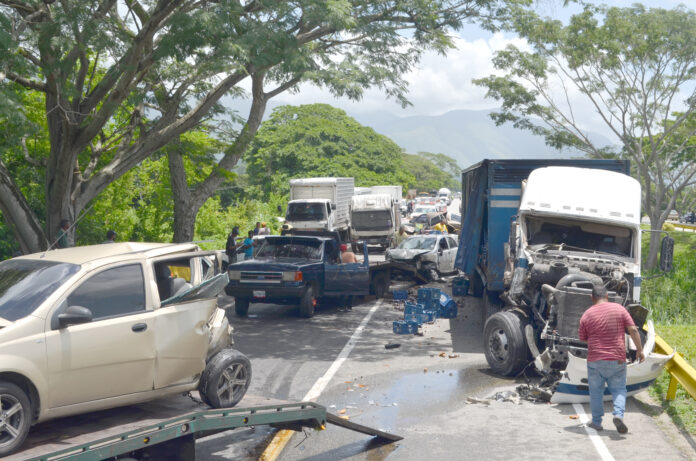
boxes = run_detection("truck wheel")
[372,273,388,299]
[0,382,32,457]
[483,311,529,377]
[299,286,316,318]
[199,348,252,409]
[234,297,250,316]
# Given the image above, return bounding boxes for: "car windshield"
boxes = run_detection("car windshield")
[414,207,434,214]
[399,237,437,250]
[286,203,327,221]
[0,259,80,322]
[255,238,323,260]
[450,213,461,223]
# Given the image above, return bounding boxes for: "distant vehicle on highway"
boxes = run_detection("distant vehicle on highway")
[668,209,679,221]
[409,205,438,221]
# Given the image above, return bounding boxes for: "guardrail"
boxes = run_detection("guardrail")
[653,334,696,400]
[671,222,696,232]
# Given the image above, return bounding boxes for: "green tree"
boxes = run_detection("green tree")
[473,4,696,269]
[420,152,462,183]
[402,153,460,192]
[1,1,512,252]
[245,104,415,197]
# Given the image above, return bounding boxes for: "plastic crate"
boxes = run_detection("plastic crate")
[452,277,469,297]
[393,320,419,334]
[438,293,458,318]
[405,310,437,325]
[392,290,408,301]
[418,287,441,304]
[404,302,426,316]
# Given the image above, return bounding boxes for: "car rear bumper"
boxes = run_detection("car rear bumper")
[225,282,306,304]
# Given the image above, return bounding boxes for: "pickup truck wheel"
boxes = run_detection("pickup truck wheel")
[299,286,316,318]
[199,348,252,409]
[234,297,250,316]
[0,382,32,457]
[483,311,529,377]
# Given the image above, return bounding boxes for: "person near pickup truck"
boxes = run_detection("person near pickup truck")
[432,221,447,234]
[225,227,240,264]
[395,226,408,247]
[340,244,359,263]
[239,230,255,260]
[579,284,645,434]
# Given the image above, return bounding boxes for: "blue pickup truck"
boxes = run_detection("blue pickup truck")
[225,235,391,317]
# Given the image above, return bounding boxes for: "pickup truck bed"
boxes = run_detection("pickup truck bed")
[10,393,285,460]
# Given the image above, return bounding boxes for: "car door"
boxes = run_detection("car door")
[445,236,459,273]
[323,242,369,296]
[151,255,217,388]
[44,263,156,408]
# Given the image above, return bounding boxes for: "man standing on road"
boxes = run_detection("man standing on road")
[579,284,645,433]
[394,225,408,247]
[225,226,240,266]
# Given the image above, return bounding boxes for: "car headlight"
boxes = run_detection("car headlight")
[228,270,241,280]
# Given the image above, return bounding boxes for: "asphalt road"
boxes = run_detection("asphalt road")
[197,286,694,461]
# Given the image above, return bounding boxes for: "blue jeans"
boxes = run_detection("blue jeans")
[587,360,627,426]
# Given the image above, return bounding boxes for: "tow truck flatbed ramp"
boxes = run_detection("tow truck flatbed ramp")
[10,394,401,460]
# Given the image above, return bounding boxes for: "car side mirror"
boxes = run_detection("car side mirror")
[58,305,93,328]
[438,248,444,255]
[660,235,674,272]
[331,203,337,210]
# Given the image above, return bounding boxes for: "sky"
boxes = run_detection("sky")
[229,0,693,143]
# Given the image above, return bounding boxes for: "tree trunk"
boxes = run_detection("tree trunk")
[646,220,662,271]
[168,141,200,243]
[0,160,47,253]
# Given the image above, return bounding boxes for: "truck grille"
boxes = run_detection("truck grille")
[240,271,282,283]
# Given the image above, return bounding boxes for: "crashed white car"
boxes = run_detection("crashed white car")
[386,234,459,281]
[0,243,251,456]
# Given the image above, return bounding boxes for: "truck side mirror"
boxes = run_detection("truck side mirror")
[660,235,674,272]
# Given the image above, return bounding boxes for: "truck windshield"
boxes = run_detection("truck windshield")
[352,210,392,231]
[286,203,327,221]
[526,216,633,258]
[0,259,80,322]
[399,237,437,250]
[255,239,323,260]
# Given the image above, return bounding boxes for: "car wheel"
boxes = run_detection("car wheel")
[234,297,249,316]
[299,285,316,318]
[199,348,252,409]
[483,310,529,377]
[0,382,32,457]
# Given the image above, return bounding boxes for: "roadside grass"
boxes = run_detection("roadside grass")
[641,229,696,434]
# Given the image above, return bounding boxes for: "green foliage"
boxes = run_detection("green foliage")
[641,230,696,325]
[419,152,461,182]
[402,153,459,191]
[246,104,416,198]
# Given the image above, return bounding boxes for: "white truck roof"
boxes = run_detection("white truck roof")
[289,177,353,186]
[520,167,641,226]
[351,194,394,209]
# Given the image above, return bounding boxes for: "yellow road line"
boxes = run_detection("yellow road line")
[258,429,294,461]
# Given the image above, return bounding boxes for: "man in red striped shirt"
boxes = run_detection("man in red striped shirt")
[579,284,645,433]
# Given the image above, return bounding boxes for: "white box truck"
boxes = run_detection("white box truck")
[350,193,400,250]
[285,177,354,241]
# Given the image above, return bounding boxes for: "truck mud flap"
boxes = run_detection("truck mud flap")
[325,412,403,442]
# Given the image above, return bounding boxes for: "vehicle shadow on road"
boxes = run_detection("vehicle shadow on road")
[449,296,484,354]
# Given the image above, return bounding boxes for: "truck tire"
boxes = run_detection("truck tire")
[234,297,250,316]
[0,381,32,457]
[199,348,252,409]
[470,270,484,297]
[372,272,388,299]
[299,286,316,318]
[483,311,529,377]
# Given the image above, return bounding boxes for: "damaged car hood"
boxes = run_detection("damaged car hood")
[388,248,431,260]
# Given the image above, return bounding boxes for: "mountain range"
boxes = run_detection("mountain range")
[346,109,614,169]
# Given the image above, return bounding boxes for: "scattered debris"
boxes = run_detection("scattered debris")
[489,391,521,405]
[448,354,459,359]
[516,384,553,403]
[569,415,579,420]
[338,415,350,420]
[438,352,446,358]
[423,368,428,373]
[466,397,490,405]
[339,408,346,414]
[385,343,401,350]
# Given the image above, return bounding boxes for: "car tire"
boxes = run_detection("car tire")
[0,382,32,457]
[483,310,529,377]
[299,285,316,318]
[234,298,250,316]
[199,348,252,409]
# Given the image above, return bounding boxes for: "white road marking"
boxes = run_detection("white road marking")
[573,402,615,461]
[303,300,382,401]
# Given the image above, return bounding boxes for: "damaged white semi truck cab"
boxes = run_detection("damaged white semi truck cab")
[502,167,644,372]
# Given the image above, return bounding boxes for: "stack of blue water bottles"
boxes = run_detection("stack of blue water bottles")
[392,287,441,334]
